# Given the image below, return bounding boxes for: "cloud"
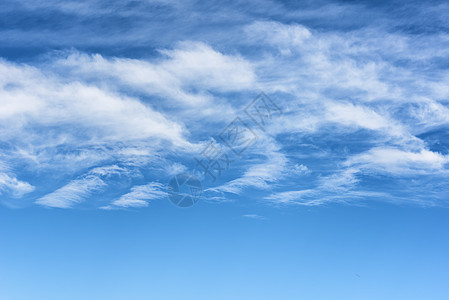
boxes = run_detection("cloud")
[264,189,318,206]
[318,168,360,192]
[0,41,257,208]
[164,162,188,176]
[290,164,310,175]
[245,21,311,55]
[325,102,395,131]
[160,42,256,91]
[344,147,449,175]
[207,137,288,194]
[242,214,266,220]
[104,182,166,209]
[89,165,133,177]
[264,147,449,207]
[0,172,35,198]
[0,50,200,207]
[35,163,144,208]
[3,62,188,142]
[264,168,360,206]
[36,175,106,208]
[2,2,449,210]
[53,42,255,111]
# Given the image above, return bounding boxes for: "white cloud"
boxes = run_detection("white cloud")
[318,168,360,193]
[0,42,258,208]
[2,13,449,210]
[344,147,449,175]
[264,189,316,205]
[0,58,191,146]
[290,164,310,175]
[160,42,256,91]
[265,147,449,207]
[105,182,166,209]
[325,102,393,131]
[35,164,139,208]
[89,165,132,177]
[0,172,35,198]
[207,137,288,194]
[0,53,204,201]
[53,42,255,115]
[242,214,266,220]
[164,162,188,176]
[245,21,311,55]
[407,99,449,131]
[36,175,106,208]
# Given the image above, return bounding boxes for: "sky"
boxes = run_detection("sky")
[1,0,449,299]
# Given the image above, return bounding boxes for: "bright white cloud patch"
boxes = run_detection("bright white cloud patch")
[54,42,255,110]
[345,148,449,175]
[0,59,188,146]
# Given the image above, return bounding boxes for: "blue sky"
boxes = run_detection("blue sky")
[1,0,449,299]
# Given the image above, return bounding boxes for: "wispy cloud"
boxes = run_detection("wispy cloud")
[0,172,34,199]
[103,182,166,209]
[36,175,106,208]
[264,189,319,206]
[52,42,254,115]
[242,214,266,220]
[206,137,288,194]
[245,21,311,55]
